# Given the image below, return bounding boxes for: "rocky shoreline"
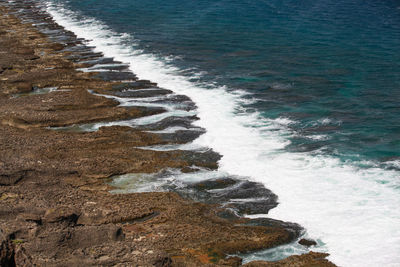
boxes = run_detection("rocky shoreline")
[0,1,336,266]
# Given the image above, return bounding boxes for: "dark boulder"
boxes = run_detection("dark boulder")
[299,238,317,247]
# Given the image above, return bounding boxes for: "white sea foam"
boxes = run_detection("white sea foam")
[46,2,400,266]
[109,168,232,194]
[240,240,310,263]
[305,134,330,141]
[149,126,203,134]
[133,110,196,125]
[79,109,196,132]
[138,142,207,152]
[270,82,293,90]
[273,117,296,126]
[383,160,400,170]
[77,63,128,72]
[89,90,180,111]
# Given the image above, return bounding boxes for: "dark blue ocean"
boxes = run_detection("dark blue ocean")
[44,0,400,266]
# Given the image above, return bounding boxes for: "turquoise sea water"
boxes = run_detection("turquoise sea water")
[52,0,400,166]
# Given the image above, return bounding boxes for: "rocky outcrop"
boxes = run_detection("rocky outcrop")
[298,238,318,247]
[0,230,32,267]
[243,252,336,267]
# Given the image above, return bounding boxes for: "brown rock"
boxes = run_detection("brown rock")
[0,170,32,186]
[14,245,33,267]
[13,47,35,56]
[243,252,336,267]
[0,230,15,267]
[47,43,65,51]
[64,225,125,249]
[153,253,173,267]
[181,166,198,173]
[16,82,33,93]
[43,206,80,224]
[17,213,42,225]
[219,256,242,266]
[298,238,317,247]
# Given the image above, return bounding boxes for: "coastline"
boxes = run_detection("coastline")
[0,1,336,266]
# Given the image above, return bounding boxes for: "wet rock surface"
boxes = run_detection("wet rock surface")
[170,178,279,216]
[0,1,337,266]
[114,88,173,98]
[242,252,336,267]
[298,238,318,247]
[157,129,206,144]
[138,115,200,131]
[93,71,137,82]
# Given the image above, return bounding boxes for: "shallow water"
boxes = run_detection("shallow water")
[42,0,400,266]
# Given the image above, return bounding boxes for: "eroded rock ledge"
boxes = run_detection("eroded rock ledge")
[0,1,336,266]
